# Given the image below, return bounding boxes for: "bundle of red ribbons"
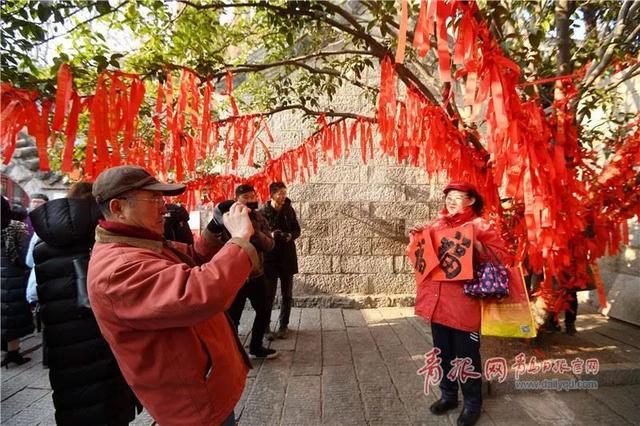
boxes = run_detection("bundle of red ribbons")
[2,0,638,316]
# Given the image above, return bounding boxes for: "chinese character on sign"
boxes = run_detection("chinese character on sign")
[447,357,482,383]
[415,239,427,273]
[541,359,553,374]
[484,357,508,383]
[552,358,572,374]
[570,357,584,375]
[512,352,527,380]
[585,358,600,375]
[407,229,437,282]
[431,223,475,281]
[527,356,541,374]
[417,348,443,395]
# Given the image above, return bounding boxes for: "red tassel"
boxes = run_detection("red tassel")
[435,0,452,83]
[51,64,73,132]
[124,78,145,156]
[35,100,52,171]
[153,83,164,176]
[61,94,83,172]
[395,0,409,64]
[91,75,110,174]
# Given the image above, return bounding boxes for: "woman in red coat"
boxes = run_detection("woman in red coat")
[413,182,512,426]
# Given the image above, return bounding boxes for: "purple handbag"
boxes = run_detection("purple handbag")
[463,247,510,299]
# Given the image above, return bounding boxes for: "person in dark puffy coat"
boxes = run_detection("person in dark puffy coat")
[30,182,141,425]
[1,196,34,367]
[260,182,301,339]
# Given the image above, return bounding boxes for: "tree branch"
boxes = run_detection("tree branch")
[623,20,640,45]
[214,105,376,124]
[317,1,441,106]
[223,61,379,93]
[162,55,380,93]
[33,1,129,46]
[580,0,633,89]
[607,62,640,91]
[177,0,442,106]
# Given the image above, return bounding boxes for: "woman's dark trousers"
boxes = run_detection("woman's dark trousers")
[431,322,482,413]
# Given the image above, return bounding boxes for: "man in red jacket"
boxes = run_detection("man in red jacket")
[87,165,258,426]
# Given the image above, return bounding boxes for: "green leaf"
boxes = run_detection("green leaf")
[36,3,53,22]
[95,1,112,15]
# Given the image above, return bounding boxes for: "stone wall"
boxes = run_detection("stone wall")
[263,67,443,308]
[1,132,67,201]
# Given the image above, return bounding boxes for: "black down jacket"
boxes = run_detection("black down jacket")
[260,198,301,276]
[1,221,34,343]
[30,198,140,425]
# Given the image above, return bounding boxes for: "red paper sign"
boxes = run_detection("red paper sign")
[431,223,475,281]
[407,228,438,283]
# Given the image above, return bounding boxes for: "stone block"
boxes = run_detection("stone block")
[12,146,38,159]
[288,183,343,201]
[293,273,368,295]
[339,255,394,274]
[300,219,330,237]
[301,201,365,221]
[315,165,363,183]
[606,274,640,326]
[331,255,341,273]
[310,237,370,255]
[16,134,34,148]
[297,237,310,255]
[332,217,404,240]
[371,202,430,221]
[298,255,332,274]
[405,184,439,203]
[342,184,405,202]
[574,362,640,386]
[25,158,41,172]
[331,218,375,237]
[367,166,429,185]
[368,274,415,294]
[393,255,413,274]
[370,237,408,255]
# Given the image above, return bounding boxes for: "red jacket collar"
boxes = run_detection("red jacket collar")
[436,207,477,228]
[98,220,164,242]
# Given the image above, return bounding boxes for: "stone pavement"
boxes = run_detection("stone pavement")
[2,308,639,425]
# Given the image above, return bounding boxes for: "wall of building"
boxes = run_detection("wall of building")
[263,67,443,307]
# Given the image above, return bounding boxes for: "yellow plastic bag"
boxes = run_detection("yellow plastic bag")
[481,266,537,338]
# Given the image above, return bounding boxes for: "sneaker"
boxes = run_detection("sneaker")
[275,326,289,339]
[250,347,278,359]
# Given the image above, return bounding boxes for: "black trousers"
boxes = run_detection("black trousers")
[227,275,270,352]
[565,290,578,324]
[265,272,294,328]
[431,323,482,412]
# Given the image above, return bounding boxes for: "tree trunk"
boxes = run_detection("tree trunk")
[555,0,574,75]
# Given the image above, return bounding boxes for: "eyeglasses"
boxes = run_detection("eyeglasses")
[445,194,468,203]
[120,197,166,206]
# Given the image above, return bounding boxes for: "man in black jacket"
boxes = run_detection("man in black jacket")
[211,184,277,359]
[260,182,301,339]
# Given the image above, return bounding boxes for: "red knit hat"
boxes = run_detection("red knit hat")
[443,181,477,194]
